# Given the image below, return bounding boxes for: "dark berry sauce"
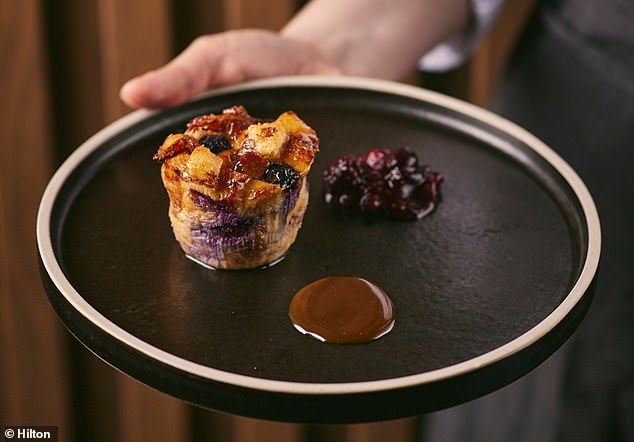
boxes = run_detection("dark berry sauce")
[323,147,443,220]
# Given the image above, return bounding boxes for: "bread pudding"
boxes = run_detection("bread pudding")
[154,106,319,269]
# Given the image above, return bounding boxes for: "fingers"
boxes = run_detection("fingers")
[120,35,228,109]
[120,30,343,109]
[119,68,188,109]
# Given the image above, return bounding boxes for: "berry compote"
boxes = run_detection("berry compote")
[323,147,443,220]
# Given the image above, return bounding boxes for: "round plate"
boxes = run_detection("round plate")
[37,76,600,423]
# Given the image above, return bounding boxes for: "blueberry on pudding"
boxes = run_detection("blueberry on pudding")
[323,147,443,220]
[154,106,319,269]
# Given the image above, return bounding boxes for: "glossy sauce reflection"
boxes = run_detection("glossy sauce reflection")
[289,276,395,344]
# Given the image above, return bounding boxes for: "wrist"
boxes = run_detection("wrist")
[281,0,470,80]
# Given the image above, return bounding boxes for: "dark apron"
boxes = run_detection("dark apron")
[425,1,634,440]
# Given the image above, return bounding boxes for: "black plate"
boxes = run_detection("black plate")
[37,77,600,423]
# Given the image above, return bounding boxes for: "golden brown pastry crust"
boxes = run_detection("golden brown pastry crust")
[155,106,319,269]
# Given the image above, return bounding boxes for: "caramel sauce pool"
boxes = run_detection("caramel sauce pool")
[289,276,395,344]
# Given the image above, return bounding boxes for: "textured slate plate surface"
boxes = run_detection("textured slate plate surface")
[38,77,599,422]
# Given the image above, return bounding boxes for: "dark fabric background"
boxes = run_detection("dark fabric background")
[424,1,634,440]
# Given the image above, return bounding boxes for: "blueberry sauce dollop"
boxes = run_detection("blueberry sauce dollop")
[323,147,443,220]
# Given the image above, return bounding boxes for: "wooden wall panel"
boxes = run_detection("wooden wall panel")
[43,0,104,161]
[117,380,189,442]
[0,0,70,436]
[97,0,174,121]
[467,0,536,106]
[224,0,296,30]
[347,417,421,442]
[230,417,304,442]
[172,0,228,53]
